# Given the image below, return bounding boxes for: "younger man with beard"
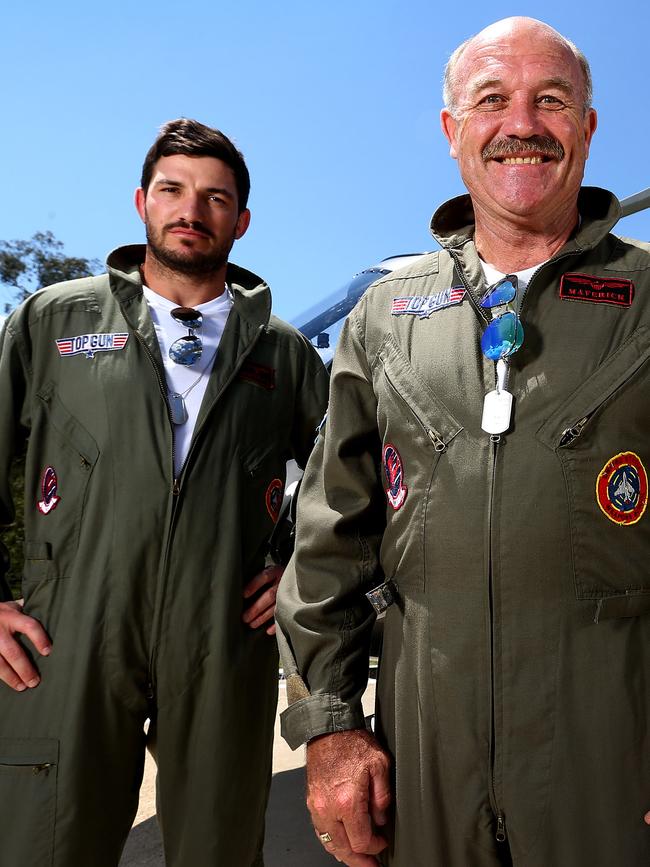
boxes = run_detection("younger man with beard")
[0,118,328,867]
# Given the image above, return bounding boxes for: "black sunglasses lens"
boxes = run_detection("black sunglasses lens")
[171,307,203,330]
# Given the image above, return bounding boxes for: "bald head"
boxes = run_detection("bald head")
[443,18,592,117]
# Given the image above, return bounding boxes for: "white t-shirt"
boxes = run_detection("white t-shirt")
[142,285,233,475]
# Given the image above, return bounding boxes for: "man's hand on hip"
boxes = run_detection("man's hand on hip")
[307,728,392,866]
[0,600,51,691]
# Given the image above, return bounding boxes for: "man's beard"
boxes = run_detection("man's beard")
[145,220,235,277]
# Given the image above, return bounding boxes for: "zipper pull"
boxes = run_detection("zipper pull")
[172,479,180,496]
[495,814,507,842]
[559,416,588,447]
[32,763,53,775]
[427,430,447,452]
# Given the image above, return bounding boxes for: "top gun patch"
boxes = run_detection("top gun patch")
[391,286,465,318]
[56,332,129,358]
[559,274,634,308]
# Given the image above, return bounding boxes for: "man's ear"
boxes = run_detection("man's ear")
[583,108,597,159]
[235,208,251,240]
[134,188,146,223]
[440,109,459,159]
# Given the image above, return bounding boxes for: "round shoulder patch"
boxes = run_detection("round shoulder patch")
[596,451,648,525]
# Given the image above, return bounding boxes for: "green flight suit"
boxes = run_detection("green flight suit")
[0,245,329,867]
[276,188,650,866]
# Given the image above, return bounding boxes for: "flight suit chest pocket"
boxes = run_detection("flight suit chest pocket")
[374,337,463,590]
[537,326,650,609]
[23,387,99,584]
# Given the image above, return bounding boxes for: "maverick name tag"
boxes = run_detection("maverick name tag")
[559,274,634,307]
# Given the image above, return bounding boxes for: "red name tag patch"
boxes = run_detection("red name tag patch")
[238,361,275,390]
[559,273,634,307]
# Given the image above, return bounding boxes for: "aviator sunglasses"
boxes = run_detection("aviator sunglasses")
[479,275,524,361]
[169,307,203,365]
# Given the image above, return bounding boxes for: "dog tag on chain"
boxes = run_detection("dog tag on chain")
[481,388,513,434]
[169,392,188,425]
[482,358,513,435]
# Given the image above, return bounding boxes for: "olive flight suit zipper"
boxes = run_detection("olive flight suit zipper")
[137,321,267,701]
[449,254,508,840]
[450,246,585,845]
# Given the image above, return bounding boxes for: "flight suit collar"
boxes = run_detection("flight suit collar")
[104,244,273,430]
[429,186,623,257]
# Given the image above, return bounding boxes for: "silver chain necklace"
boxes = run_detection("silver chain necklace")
[168,346,219,425]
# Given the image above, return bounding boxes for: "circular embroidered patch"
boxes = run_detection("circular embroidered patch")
[596,451,648,525]
[265,478,284,523]
[383,443,408,510]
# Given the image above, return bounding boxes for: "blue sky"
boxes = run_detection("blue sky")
[2,0,649,320]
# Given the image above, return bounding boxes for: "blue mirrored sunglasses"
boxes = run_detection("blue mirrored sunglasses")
[479,276,524,362]
[169,307,203,365]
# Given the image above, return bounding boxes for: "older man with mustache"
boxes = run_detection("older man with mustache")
[276,16,650,867]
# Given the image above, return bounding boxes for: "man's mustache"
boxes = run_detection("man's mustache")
[482,136,565,162]
[164,219,214,238]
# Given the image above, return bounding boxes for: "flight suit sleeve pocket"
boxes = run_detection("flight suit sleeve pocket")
[375,337,463,591]
[0,737,58,866]
[40,387,99,466]
[23,388,100,582]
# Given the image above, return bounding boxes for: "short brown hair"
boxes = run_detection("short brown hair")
[140,118,250,212]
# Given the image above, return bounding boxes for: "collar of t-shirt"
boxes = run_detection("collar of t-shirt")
[142,284,234,476]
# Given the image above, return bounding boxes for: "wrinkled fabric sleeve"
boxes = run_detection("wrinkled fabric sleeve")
[275,301,386,749]
[289,335,330,472]
[266,335,330,568]
[0,314,31,601]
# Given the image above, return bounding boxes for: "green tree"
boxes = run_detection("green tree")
[0,230,101,313]
[1,232,101,595]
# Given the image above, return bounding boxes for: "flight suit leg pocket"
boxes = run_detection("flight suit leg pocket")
[0,738,59,867]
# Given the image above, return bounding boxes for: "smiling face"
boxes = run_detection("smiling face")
[135,153,250,278]
[440,19,597,232]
